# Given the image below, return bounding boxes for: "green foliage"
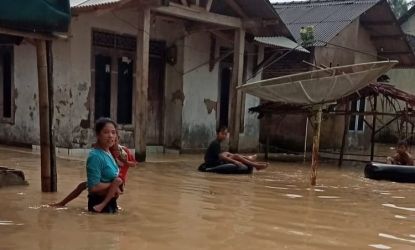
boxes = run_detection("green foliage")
[300,26,315,47]
[389,0,409,18]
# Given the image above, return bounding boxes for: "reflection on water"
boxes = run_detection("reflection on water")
[0,148,415,249]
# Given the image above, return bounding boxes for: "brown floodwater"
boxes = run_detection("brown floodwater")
[1,147,415,250]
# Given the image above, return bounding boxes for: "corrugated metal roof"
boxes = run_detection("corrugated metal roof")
[274,0,381,46]
[255,36,309,53]
[210,0,292,37]
[70,0,121,9]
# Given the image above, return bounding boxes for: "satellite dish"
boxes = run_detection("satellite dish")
[238,61,398,105]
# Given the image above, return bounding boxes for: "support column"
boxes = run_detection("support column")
[36,40,51,192]
[46,41,57,192]
[229,28,245,152]
[134,8,151,162]
[370,95,378,162]
[310,106,322,186]
[338,104,350,167]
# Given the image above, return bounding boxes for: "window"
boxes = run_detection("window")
[92,30,135,125]
[349,98,365,132]
[0,46,13,122]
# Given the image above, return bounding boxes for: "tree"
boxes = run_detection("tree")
[389,0,409,18]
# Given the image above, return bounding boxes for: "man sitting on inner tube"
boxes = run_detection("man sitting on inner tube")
[387,140,414,166]
[198,126,268,174]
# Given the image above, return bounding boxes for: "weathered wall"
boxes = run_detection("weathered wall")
[1,9,260,152]
[0,9,186,149]
[181,32,219,150]
[315,19,377,150]
[0,43,39,146]
[385,15,415,138]
[238,44,261,152]
[260,19,378,152]
[401,14,415,36]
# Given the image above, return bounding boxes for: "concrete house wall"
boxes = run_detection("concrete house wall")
[0,8,261,153]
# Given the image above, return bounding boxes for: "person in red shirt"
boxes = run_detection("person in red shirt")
[49,134,137,209]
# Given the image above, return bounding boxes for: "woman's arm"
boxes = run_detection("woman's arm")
[89,182,111,195]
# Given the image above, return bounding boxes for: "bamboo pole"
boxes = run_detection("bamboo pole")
[370,95,378,162]
[46,41,57,192]
[36,40,51,192]
[304,117,309,162]
[310,106,322,186]
[338,104,350,167]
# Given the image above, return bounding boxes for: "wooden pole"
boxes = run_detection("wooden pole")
[338,104,350,167]
[229,28,245,152]
[46,41,57,192]
[310,106,322,186]
[36,40,51,192]
[304,117,309,162]
[370,95,378,162]
[134,8,151,162]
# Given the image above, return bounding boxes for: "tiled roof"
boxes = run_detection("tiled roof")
[273,0,381,46]
[70,0,121,9]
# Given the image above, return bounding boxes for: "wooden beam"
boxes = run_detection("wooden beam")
[36,40,52,192]
[361,21,395,26]
[206,0,213,11]
[185,23,233,34]
[195,0,200,6]
[134,8,151,162]
[46,41,57,192]
[370,95,378,161]
[209,34,216,72]
[152,3,242,28]
[371,34,404,40]
[210,30,234,44]
[224,0,248,18]
[310,106,322,186]
[180,0,188,6]
[378,51,410,55]
[0,26,57,40]
[229,29,245,152]
[338,104,349,167]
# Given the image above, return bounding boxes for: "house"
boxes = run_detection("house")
[387,6,415,100]
[259,0,415,152]
[0,0,294,160]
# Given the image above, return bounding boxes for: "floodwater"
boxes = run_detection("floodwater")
[1,147,415,250]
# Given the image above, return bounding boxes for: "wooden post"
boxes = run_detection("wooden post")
[46,41,57,192]
[304,117,309,162]
[229,28,245,152]
[338,104,350,167]
[134,8,151,162]
[370,95,378,162]
[36,40,51,192]
[310,106,322,186]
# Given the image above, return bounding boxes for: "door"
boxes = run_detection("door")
[147,54,165,145]
[117,56,133,125]
[219,64,232,128]
[94,54,112,120]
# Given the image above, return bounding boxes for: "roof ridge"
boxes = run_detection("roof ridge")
[273,0,379,8]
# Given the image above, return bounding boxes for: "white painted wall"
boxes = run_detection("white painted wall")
[181,32,219,150]
[0,43,39,145]
[401,14,415,36]
[239,44,261,152]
